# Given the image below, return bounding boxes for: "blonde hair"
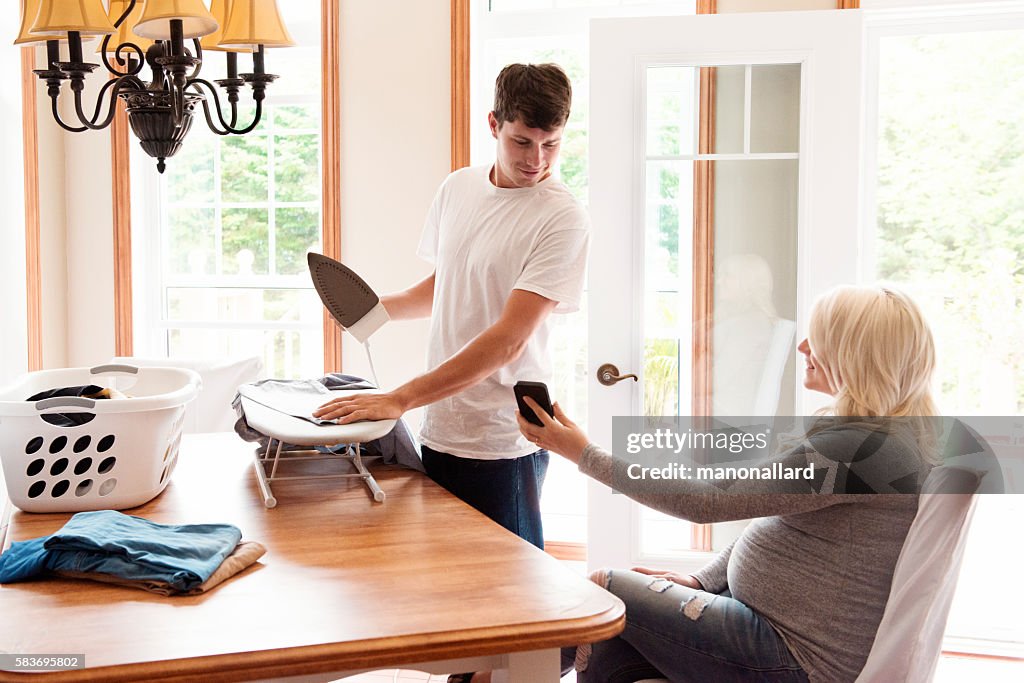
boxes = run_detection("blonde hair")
[805,285,940,464]
[808,285,937,418]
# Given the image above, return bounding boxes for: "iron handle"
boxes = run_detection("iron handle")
[597,363,638,386]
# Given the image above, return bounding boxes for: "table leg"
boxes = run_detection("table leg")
[492,647,561,683]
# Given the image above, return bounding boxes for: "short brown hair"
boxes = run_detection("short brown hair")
[492,63,572,131]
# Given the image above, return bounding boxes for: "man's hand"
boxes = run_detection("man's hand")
[313,391,408,424]
[631,566,704,590]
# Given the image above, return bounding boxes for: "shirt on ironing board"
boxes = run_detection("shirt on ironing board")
[416,164,589,460]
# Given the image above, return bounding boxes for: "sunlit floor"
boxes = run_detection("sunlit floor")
[336,652,1023,682]
[335,554,1022,682]
[934,655,1024,681]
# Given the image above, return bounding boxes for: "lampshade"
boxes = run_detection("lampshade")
[200,0,251,53]
[97,0,154,55]
[14,0,44,45]
[30,0,116,37]
[219,0,295,49]
[133,0,218,40]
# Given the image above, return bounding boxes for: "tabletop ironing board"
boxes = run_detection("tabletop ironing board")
[238,387,397,507]
[235,253,396,508]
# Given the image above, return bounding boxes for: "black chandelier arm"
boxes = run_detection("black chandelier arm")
[188,78,265,135]
[71,75,146,131]
[78,77,123,125]
[99,0,144,76]
[189,39,204,81]
[100,41,148,77]
[49,96,89,133]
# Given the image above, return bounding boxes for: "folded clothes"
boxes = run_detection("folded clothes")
[26,385,128,426]
[0,510,243,594]
[27,384,127,402]
[53,541,266,596]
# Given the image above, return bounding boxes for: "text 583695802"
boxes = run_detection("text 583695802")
[0,654,85,671]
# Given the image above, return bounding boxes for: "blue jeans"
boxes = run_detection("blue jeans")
[421,446,549,550]
[564,569,809,683]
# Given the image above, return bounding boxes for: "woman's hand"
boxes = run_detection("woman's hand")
[516,397,590,464]
[632,566,704,590]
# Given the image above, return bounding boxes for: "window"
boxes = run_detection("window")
[132,3,323,379]
[471,0,697,544]
[866,12,1024,660]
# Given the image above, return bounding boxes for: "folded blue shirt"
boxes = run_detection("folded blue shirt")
[0,510,241,593]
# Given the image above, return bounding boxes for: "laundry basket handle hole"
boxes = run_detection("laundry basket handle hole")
[90,364,140,393]
[35,397,97,428]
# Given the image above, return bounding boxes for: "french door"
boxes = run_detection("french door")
[586,10,865,571]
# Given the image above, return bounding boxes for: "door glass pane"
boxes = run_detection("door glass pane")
[712,159,799,418]
[643,160,693,418]
[647,66,696,157]
[639,63,801,559]
[712,65,745,154]
[750,64,801,153]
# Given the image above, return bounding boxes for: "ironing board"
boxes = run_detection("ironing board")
[238,389,397,508]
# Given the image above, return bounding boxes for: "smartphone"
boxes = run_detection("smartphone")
[514,381,553,426]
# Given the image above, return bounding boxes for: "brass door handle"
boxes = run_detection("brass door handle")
[597,363,638,386]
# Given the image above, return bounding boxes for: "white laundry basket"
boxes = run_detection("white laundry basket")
[0,364,201,513]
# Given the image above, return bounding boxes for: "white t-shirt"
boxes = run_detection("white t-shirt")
[416,165,590,459]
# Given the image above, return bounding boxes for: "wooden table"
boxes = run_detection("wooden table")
[0,433,624,682]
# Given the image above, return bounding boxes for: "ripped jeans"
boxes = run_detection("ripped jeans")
[563,569,809,683]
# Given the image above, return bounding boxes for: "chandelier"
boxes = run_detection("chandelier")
[14,0,293,173]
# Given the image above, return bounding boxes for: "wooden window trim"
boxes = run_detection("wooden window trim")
[21,47,42,372]
[691,0,717,554]
[837,0,860,8]
[452,0,471,172]
[112,69,133,358]
[322,0,343,372]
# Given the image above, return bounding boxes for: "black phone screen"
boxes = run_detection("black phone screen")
[514,381,553,426]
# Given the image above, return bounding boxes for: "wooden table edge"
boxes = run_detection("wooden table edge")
[0,603,625,682]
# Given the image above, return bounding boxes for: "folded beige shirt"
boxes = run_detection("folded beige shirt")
[55,541,266,596]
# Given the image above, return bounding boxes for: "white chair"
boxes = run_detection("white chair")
[633,466,980,683]
[111,356,262,433]
[753,318,796,416]
[856,465,980,682]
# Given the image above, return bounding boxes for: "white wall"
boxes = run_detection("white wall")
[0,11,27,385]
[36,58,70,371]
[338,0,450,429]
[62,60,114,368]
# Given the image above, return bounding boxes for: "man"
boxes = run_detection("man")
[314,63,589,551]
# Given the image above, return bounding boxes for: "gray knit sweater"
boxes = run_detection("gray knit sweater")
[578,425,924,682]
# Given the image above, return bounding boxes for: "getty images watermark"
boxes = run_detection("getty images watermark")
[609,415,1018,495]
